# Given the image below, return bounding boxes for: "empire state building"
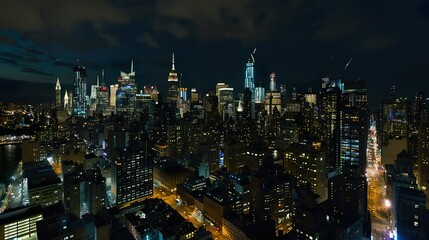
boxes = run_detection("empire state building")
[167,53,179,103]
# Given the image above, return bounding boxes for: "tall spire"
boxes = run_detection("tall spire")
[96,75,100,86]
[131,59,134,73]
[55,77,61,90]
[172,53,175,71]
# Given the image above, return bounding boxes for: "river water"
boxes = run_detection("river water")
[0,144,21,186]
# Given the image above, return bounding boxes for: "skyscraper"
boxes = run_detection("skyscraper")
[96,70,109,114]
[111,147,153,206]
[245,50,256,118]
[167,53,179,103]
[110,84,118,107]
[116,60,137,115]
[73,63,88,117]
[319,84,342,171]
[55,77,61,109]
[64,90,69,113]
[269,72,276,91]
[340,80,368,174]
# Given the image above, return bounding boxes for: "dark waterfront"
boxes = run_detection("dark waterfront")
[0,144,21,186]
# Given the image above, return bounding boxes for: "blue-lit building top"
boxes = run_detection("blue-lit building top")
[72,64,87,117]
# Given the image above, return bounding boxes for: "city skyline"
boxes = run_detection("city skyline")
[1,1,429,105]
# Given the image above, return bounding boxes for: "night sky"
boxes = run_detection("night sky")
[1,0,429,107]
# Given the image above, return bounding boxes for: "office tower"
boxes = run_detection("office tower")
[95,70,109,114]
[329,166,367,221]
[191,88,199,103]
[269,72,276,91]
[280,83,287,111]
[178,87,189,117]
[381,90,408,165]
[0,205,43,240]
[219,87,234,121]
[64,90,70,114]
[21,139,41,163]
[73,63,88,117]
[96,85,109,114]
[386,151,418,225]
[321,75,344,92]
[244,51,256,118]
[68,92,73,115]
[84,169,106,215]
[250,159,292,226]
[125,199,198,239]
[223,141,247,173]
[319,85,341,171]
[167,53,179,103]
[216,82,229,113]
[55,77,61,109]
[264,91,281,115]
[111,147,153,206]
[144,85,159,102]
[198,142,220,177]
[339,80,368,174]
[110,84,118,107]
[179,87,188,101]
[23,161,63,207]
[238,88,253,142]
[409,91,426,158]
[284,142,327,200]
[116,60,138,115]
[418,123,429,204]
[292,193,332,240]
[203,93,219,124]
[90,75,99,111]
[255,81,265,105]
[395,188,428,239]
[302,90,317,136]
[63,167,83,218]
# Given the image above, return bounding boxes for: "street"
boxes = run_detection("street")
[367,119,393,240]
[152,187,230,240]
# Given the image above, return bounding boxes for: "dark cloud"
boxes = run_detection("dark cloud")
[0,0,129,32]
[0,57,18,65]
[137,33,160,48]
[21,67,53,76]
[25,48,45,56]
[363,36,398,50]
[53,59,75,68]
[0,0,428,106]
[0,35,17,46]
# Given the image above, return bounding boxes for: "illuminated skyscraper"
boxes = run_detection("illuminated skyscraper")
[111,147,153,206]
[219,87,234,121]
[167,53,179,103]
[245,50,256,118]
[269,72,276,91]
[96,70,109,114]
[144,85,159,101]
[320,85,341,171]
[73,63,88,117]
[64,90,69,113]
[110,84,118,107]
[216,83,229,113]
[116,60,138,115]
[340,80,368,174]
[90,75,99,111]
[191,88,199,103]
[55,77,61,109]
